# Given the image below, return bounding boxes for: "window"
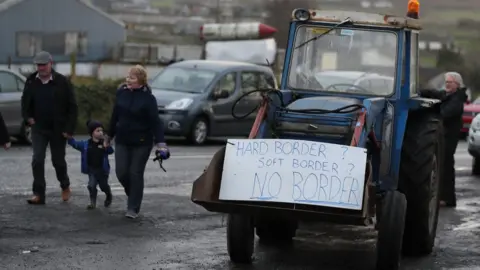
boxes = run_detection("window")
[16,32,42,57]
[241,72,260,96]
[17,78,25,91]
[370,78,393,95]
[42,32,66,55]
[215,72,236,95]
[259,73,275,89]
[358,79,371,90]
[288,26,397,95]
[152,67,217,93]
[65,32,88,56]
[410,32,419,96]
[0,72,20,92]
[16,31,88,57]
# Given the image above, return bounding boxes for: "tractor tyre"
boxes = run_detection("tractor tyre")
[256,218,298,244]
[376,190,407,270]
[399,112,443,257]
[472,157,480,176]
[227,214,254,264]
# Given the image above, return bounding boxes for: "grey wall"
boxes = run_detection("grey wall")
[0,0,126,63]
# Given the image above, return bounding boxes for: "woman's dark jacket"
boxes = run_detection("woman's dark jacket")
[0,112,10,145]
[419,87,468,138]
[108,84,165,146]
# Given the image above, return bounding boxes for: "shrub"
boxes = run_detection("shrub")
[72,77,123,133]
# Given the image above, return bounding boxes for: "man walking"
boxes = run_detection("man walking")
[21,51,78,205]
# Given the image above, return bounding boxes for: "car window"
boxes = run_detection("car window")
[150,67,217,93]
[259,73,276,89]
[370,78,391,95]
[17,78,25,90]
[357,79,371,90]
[241,71,263,97]
[0,72,19,93]
[214,72,236,96]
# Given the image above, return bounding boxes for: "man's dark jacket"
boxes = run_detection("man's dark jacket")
[21,70,78,134]
[419,87,468,138]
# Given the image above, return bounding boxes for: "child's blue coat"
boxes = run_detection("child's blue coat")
[67,138,114,174]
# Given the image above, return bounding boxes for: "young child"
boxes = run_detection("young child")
[68,120,114,209]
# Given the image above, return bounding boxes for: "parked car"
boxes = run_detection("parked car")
[462,96,480,138]
[149,60,277,145]
[0,68,31,144]
[468,113,480,174]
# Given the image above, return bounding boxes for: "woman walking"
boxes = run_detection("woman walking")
[107,65,170,218]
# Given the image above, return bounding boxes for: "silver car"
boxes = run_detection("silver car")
[0,68,31,144]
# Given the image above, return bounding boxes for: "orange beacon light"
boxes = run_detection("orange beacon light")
[407,0,420,19]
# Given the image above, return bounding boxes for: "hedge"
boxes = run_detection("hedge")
[71,77,123,133]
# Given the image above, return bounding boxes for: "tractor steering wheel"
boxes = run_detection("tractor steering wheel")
[325,83,374,94]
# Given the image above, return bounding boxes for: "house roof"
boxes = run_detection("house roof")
[0,0,125,28]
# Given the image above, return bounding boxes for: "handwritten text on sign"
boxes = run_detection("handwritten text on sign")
[218,139,368,210]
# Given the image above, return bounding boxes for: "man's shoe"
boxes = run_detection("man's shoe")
[27,196,45,205]
[125,210,138,219]
[62,188,71,202]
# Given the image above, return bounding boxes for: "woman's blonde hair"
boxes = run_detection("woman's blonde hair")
[129,65,148,85]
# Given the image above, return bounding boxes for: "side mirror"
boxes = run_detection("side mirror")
[213,89,230,99]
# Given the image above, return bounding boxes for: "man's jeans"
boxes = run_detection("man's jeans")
[31,128,70,198]
[115,144,152,213]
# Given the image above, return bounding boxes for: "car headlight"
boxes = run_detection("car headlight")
[165,98,193,110]
[472,116,480,131]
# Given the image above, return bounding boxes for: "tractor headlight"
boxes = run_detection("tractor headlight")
[293,9,311,21]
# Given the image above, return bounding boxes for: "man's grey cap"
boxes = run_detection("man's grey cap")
[33,51,52,64]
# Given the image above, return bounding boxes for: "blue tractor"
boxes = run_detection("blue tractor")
[191,3,443,269]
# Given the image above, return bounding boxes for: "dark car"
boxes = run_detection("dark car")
[149,60,278,145]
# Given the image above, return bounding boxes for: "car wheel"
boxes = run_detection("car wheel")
[187,117,208,145]
[21,124,32,145]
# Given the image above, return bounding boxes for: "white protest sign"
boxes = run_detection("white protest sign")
[219,139,367,210]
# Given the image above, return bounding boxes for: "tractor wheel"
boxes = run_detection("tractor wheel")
[472,157,480,176]
[399,112,443,256]
[256,218,298,244]
[227,214,254,264]
[376,190,407,270]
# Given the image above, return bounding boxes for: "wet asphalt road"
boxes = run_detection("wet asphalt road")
[0,139,479,270]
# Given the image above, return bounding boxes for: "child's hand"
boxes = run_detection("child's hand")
[103,140,109,148]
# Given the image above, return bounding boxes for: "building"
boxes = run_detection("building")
[0,0,126,63]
